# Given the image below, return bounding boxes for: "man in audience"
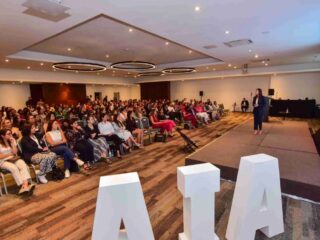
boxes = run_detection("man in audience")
[241,98,249,112]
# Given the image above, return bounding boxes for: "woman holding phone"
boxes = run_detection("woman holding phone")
[252,88,266,135]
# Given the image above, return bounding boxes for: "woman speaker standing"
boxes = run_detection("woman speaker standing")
[252,88,266,135]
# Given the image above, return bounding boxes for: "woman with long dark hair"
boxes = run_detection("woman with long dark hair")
[0,129,35,195]
[252,88,266,135]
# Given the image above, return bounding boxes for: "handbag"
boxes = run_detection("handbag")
[51,166,65,181]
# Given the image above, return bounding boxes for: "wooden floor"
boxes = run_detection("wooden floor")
[0,113,319,240]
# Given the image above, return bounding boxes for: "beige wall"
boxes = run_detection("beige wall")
[171,76,271,110]
[0,83,31,109]
[270,72,320,102]
[85,85,140,101]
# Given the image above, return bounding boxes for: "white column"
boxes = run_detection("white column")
[177,163,220,240]
[226,154,284,240]
[92,172,155,240]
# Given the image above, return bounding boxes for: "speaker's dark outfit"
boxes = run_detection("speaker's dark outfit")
[252,95,266,130]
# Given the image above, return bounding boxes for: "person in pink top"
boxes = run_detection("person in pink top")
[149,109,176,137]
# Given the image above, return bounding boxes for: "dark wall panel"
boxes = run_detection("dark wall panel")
[140,81,170,100]
[30,83,86,105]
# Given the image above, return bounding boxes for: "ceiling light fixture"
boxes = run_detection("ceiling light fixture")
[106,54,109,58]
[5,59,9,63]
[67,48,71,51]
[52,62,107,72]
[225,30,230,35]
[110,61,155,70]
[228,63,232,67]
[137,71,164,77]
[189,50,193,54]
[254,54,259,58]
[265,63,269,66]
[165,42,169,46]
[233,66,237,69]
[129,28,133,32]
[248,49,252,52]
[195,6,200,11]
[40,62,44,66]
[213,68,216,71]
[162,67,196,74]
[27,66,31,70]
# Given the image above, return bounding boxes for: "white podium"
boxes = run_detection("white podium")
[92,172,154,240]
[226,154,284,240]
[177,163,220,240]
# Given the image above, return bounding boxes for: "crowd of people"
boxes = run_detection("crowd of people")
[0,97,222,196]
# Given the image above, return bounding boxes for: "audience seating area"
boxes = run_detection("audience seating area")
[0,98,224,196]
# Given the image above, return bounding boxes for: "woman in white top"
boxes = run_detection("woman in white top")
[45,120,84,178]
[111,114,140,150]
[0,129,35,195]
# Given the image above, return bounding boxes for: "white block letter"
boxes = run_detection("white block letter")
[226,154,284,240]
[92,172,154,240]
[177,163,220,240]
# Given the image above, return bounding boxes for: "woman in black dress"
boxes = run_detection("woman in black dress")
[252,88,266,135]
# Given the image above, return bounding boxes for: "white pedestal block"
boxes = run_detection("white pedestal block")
[92,172,154,240]
[177,163,220,240]
[226,154,284,240]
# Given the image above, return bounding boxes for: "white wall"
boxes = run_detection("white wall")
[270,72,320,102]
[86,85,140,101]
[0,83,31,109]
[170,76,270,110]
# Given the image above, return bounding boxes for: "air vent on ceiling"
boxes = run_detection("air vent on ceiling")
[22,0,70,22]
[203,44,217,49]
[224,39,253,48]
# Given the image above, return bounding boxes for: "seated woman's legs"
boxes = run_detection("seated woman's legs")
[31,152,57,183]
[75,140,94,165]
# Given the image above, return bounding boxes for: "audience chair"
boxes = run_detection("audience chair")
[140,117,160,144]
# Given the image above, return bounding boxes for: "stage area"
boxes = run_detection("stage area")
[186,120,320,202]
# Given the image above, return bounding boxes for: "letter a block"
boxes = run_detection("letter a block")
[226,154,284,240]
[178,163,220,240]
[92,172,154,240]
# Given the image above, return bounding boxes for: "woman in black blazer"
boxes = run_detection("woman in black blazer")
[21,124,58,183]
[252,88,266,135]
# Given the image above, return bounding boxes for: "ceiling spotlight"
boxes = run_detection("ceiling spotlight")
[75,71,79,73]
[106,54,109,58]
[129,28,133,32]
[40,62,44,66]
[189,50,193,54]
[254,54,259,58]
[228,63,232,67]
[27,66,31,70]
[112,70,115,73]
[248,49,252,52]
[225,30,230,35]
[233,66,237,69]
[165,42,169,46]
[262,61,265,64]
[206,67,209,69]
[5,59,9,63]
[195,6,200,11]
[265,63,269,66]
[67,48,71,52]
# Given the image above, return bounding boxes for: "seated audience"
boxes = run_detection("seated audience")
[126,111,144,147]
[149,109,176,136]
[20,124,58,184]
[45,120,84,178]
[0,129,35,195]
[2,118,22,139]
[65,119,94,170]
[84,116,111,163]
[98,113,127,158]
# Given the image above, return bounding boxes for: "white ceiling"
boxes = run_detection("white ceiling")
[0,0,319,79]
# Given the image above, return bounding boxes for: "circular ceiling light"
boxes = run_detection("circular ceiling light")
[162,67,196,74]
[137,71,163,77]
[110,61,155,70]
[52,62,107,72]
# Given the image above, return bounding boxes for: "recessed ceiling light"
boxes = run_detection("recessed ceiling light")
[113,70,115,73]
[206,67,209,69]
[248,49,252,52]
[68,66,71,69]
[189,50,193,54]
[228,63,232,67]
[265,63,269,66]
[106,54,109,58]
[195,6,200,11]
[75,71,79,73]
[40,62,44,66]
[67,48,71,51]
[262,61,265,64]
[27,66,31,70]
[165,42,169,46]
[254,54,259,58]
[233,66,237,69]
[129,28,133,32]
[225,30,230,35]
[5,59,9,63]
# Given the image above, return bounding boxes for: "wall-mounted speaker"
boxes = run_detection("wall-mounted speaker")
[268,89,275,96]
[199,91,204,97]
